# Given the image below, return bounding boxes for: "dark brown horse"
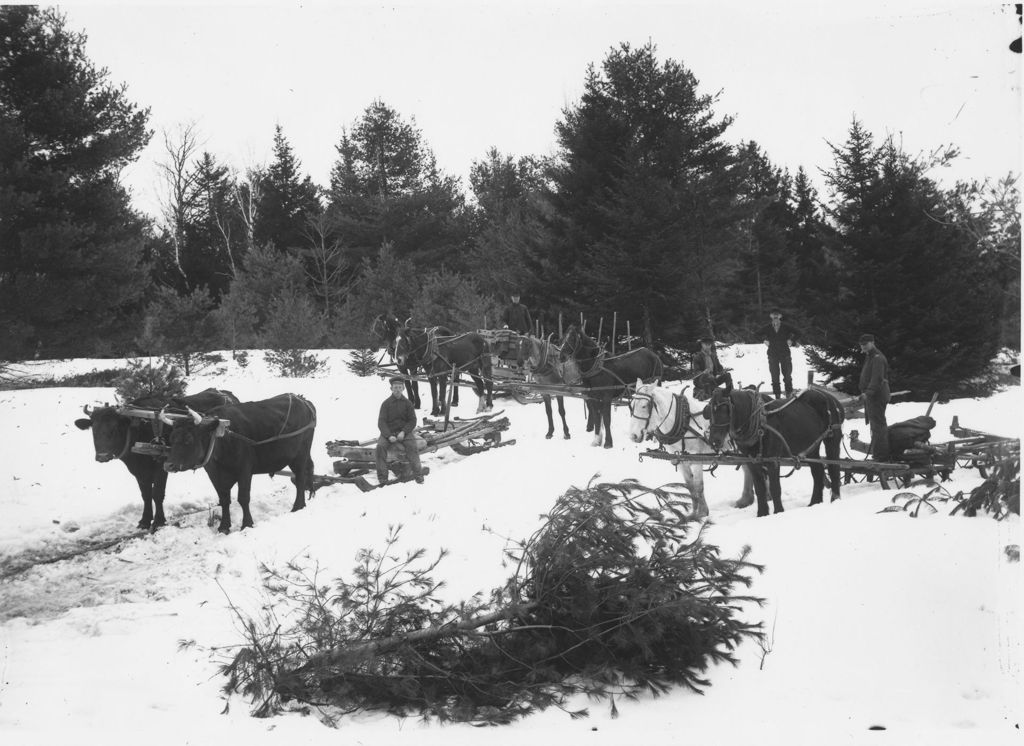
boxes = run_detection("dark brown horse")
[705,381,845,517]
[396,327,494,414]
[560,324,663,448]
[516,334,581,440]
[371,314,457,415]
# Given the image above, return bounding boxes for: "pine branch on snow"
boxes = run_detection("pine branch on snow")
[220,480,765,724]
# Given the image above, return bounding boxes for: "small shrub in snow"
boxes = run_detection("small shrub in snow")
[114,360,186,403]
[345,348,379,377]
[220,479,764,724]
[264,349,327,378]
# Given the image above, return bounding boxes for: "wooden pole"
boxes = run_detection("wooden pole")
[443,364,456,431]
[580,311,584,328]
[925,392,939,418]
[807,371,814,387]
[627,321,632,350]
[484,313,488,330]
[597,317,604,346]
[558,312,563,339]
[612,311,617,354]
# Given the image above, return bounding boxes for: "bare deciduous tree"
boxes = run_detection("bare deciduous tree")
[156,122,202,280]
[301,211,352,319]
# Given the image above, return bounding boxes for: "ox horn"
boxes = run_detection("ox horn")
[158,406,175,426]
[82,404,93,416]
[186,406,203,425]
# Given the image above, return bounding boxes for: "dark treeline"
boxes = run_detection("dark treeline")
[1,7,1019,395]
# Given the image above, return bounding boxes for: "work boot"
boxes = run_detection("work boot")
[377,472,389,484]
[415,474,424,484]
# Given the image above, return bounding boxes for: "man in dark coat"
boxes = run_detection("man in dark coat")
[376,377,423,484]
[858,333,891,460]
[755,310,800,398]
[502,293,533,335]
[693,336,724,377]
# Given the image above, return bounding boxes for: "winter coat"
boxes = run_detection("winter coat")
[378,395,417,438]
[502,302,533,334]
[859,349,891,403]
[756,321,799,359]
[692,349,724,376]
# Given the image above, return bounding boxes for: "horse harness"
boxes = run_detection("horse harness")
[630,389,709,448]
[715,389,842,460]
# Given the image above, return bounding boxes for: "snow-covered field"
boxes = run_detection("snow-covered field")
[0,345,1020,745]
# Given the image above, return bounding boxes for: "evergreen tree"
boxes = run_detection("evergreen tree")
[789,167,838,339]
[536,42,742,344]
[806,119,1002,396]
[410,268,500,332]
[465,148,550,300]
[254,125,321,253]
[138,285,220,376]
[330,244,420,347]
[184,152,246,299]
[214,243,307,347]
[326,100,469,271]
[0,6,152,358]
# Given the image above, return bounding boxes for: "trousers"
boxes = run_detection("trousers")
[864,396,890,460]
[768,354,793,397]
[375,436,422,480]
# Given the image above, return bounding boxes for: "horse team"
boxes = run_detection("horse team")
[76,314,847,535]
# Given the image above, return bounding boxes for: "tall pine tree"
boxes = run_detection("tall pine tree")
[806,119,1002,396]
[326,100,468,272]
[0,7,152,358]
[535,42,743,344]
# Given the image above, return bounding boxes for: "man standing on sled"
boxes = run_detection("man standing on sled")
[857,333,891,461]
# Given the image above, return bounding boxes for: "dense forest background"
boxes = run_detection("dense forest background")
[1,7,1019,395]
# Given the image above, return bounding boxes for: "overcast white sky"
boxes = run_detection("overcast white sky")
[57,1,1021,219]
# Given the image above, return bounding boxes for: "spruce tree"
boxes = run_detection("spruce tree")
[536,42,742,344]
[806,119,1002,396]
[0,7,152,358]
[254,125,321,253]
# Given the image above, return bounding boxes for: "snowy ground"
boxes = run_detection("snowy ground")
[0,344,1020,745]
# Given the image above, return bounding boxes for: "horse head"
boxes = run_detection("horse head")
[394,324,412,366]
[706,387,736,450]
[628,378,657,443]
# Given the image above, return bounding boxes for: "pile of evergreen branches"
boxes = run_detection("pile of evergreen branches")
[219,479,764,724]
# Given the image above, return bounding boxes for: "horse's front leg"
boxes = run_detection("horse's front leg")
[808,462,825,506]
[751,464,770,517]
[556,395,570,439]
[450,372,460,407]
[734,465,755,508]
[543,395,555,439]
[678,454,708,519]
[768,465,784,514]
[429,372,442,416]
[601,399,613,449]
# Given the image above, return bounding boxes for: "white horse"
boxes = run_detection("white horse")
[628,379,752,519]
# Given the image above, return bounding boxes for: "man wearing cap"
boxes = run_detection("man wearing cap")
[693,336,724,378]
[502,293,533,335]
[755,310,800,398]
[376,377,424,484]
[858,334,891,461]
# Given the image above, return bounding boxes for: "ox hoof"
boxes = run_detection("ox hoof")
[733,499,754,509]
[218,527,231,535]
[545,433,553,440]
[756,511,769,518]
[563,433,571,440]
[603,443,613,450]
[137,520,151,530]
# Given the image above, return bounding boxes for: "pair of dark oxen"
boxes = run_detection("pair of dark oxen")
[75,390,317,534]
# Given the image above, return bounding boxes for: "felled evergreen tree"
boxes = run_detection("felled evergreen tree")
[806,119,1002,396]
[0,7,152,358]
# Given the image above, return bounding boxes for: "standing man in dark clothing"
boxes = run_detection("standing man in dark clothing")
[502,293,533,335]
[755,310,800,398]
[375,377,423,484]
[857,333,891,461]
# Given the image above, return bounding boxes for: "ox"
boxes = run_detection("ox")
[74,388,239,530]
[163,394,317,534]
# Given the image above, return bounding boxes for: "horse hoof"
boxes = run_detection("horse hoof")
[603,443,613,449]
[218,527,231,535]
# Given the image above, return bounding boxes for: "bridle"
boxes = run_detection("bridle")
[629,388,674,437]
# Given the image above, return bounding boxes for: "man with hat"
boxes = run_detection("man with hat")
[755,310,800,398]
[375,376,424,485]
[858,334,891,461]
[693,335,724,378]
[502,292,533,335]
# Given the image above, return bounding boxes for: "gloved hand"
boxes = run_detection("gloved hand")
[503,325,509,329]
[388,435,397,443]
[396,431,405,441]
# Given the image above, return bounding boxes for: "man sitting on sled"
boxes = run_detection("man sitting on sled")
[376,377,425,485]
